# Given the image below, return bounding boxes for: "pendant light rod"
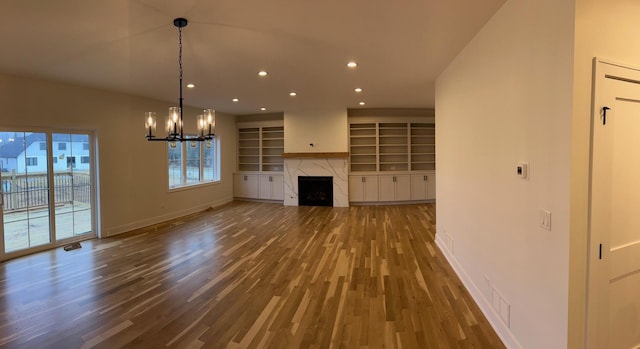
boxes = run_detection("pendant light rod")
[177,18,186,140]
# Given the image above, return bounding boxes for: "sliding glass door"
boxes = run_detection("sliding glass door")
[52,133,93,240]
[0,132,52,253]
[0,130,95,259]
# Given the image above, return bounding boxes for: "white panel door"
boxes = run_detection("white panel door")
[378,175,396,202]
[362,176,379,202]
[348,176,364,202]
[271,175,284,201]
[426,172,436,200]
[234,173,258,198]
[411,174,428,200]
[589,60,640,349]
[395,175,411,201]
[258,174,271,200]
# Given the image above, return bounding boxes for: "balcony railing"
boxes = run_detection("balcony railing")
[1,171,91,211]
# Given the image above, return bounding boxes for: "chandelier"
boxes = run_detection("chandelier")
[144,18,215,144]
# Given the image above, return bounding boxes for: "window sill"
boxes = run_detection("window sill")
[168,180,221,193]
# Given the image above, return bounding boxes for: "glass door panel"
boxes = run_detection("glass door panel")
[53,133,93,241]
[0,132,52,253]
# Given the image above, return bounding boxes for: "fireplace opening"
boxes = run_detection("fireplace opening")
[298,176,333,207]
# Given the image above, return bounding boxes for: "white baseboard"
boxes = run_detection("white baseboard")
[102,197,233,238]
[435,234,523,349]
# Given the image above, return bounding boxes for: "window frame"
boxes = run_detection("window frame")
[26,157,38,167]
[167,136,220,191]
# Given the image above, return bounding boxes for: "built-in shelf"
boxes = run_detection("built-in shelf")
[410,122,435,171]
[237,124,284,172]
[348,121,435,172]
[281,152,349,158]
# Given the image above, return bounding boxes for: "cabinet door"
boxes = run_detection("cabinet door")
[258,174,272,199]
[426,172,436,200]
[378,175,396,202]
[362,176,379,202]
[411,174,428,200]
[234,173,258,198]
[395,175,411,201]
[349,176,365,202]
[271,175,284,200]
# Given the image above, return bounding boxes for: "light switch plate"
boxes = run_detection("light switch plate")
[516,162,529,179]
[539,210,551,231]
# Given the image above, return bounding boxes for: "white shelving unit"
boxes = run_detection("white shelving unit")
[348,118,436,203]
[261,126,284,172]
[349,123,377,172]
[235,121,284,201]
[238,127,260,172]
[410,123,435,171]
[378,123,408,172]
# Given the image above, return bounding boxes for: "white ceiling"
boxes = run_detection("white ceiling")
[0,0,505,115]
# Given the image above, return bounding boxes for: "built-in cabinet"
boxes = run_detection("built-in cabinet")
[348,117,436,203]
[258,174,284,200]
[234,173,258,198]
[410,173,436,201]
[349,175,379,202]
[234,173,284,201]
[235,120,285,201]
[379,174,411,201]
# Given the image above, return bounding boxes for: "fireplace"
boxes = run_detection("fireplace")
[298,176,333,206]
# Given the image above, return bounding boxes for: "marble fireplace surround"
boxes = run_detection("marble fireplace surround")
[282,152,349,207]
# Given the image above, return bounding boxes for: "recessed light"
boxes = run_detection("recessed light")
[347,61,358,68]
[260,107,267,111]
[258,70,268,77]
[359,102,365,106]
[354,88,363,93]
[289,92,297,97]
[232,98,239,102]
[186,83,195,88]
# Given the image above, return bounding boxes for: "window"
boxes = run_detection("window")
[39,142,46,150]
[168,137,220,188]
[66,156,76,169]
[81,156,90,164]
[26,157,38,166]
[52,157,57,164]
[83,143,89,151]
[58,143,67,150]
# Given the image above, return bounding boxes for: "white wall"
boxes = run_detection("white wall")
[435,0,574,348]
[0,73,236,237]
[284,109,347,152]
[570,1,640,347]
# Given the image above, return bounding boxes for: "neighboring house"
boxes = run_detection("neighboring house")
[0,133,90,173]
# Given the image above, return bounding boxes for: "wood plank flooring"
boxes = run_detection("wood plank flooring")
[0,202,505,349]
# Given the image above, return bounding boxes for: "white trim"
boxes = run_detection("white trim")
[435,234,523,349]
[102,196,233,237]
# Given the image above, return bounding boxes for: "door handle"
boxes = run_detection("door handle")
[362,177,365,183]
[269,176,272,182]
[244,175,247,181]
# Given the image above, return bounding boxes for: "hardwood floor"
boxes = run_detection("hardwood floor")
[0,202,505,349]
